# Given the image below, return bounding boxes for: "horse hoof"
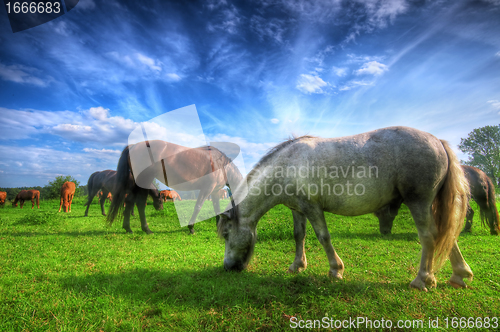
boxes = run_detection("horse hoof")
[328,270,343,279]
[449,281,466,289]
[409,284,428,292]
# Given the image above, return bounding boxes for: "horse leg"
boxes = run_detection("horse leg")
[305,206,344,279]
[100,189,109,216]
[483,208,499,235]
[58,196,63,212]
[407,202,437,291]
[84,185,99,217]
[187,186,216,234]
[122,202,134,234]
[375,205,395,235]
[31,198,35,209]
[462,202,473,233]
[448,241,473,288]
[212,196,221,227]
[69,194,74,212]
[288,210,308,273]
[20,200,24,209]
[136,189,153,234]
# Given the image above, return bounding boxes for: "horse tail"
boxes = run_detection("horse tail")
[107,145,132,225]
[35,191,40,207]
[432,140,470,271]
[485,177,500,234]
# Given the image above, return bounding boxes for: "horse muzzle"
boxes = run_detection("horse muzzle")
[223,258,245,272]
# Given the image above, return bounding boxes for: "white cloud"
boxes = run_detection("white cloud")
[354,61,388,75]
[210,133,277,160]
[0,106,137,145]
[270,118,280,124]
[83,148,121,154]
[296,74,329,94]
[487,100,500,110]
[52,124,92,132]
[332,66,348,77]
[87,106,110,121]
[496,51,500,58]
[166,73,181,81]
[0,63,52,87]
[339,80,374,91]
[136,53,162,72]
[0,145,119,187]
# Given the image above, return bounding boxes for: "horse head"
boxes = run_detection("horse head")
[217,205,255,271]
[151,189,164,211]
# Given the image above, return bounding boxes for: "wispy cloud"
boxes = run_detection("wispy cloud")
[488,100,500,110]
[296,74,330,94]
[354,61,388,76]
[0,63,53,87]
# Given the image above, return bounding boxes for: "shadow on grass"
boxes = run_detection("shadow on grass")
[59,267,414,310]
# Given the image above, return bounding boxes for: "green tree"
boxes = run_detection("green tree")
[458,125,500,185]
[45,175,81,199]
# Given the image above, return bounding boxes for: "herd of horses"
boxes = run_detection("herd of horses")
[2,126,499,291]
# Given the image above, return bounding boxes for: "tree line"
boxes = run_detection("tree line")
[0,175,87,201]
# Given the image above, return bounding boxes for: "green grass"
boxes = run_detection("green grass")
[0,198,499,331]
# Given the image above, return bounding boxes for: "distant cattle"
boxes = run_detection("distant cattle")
[59,181,76,213]
[0,191,7,206]
[160,190,182,202]
[12,190,40,209]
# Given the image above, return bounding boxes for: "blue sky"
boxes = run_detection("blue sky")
[0,0,499,188]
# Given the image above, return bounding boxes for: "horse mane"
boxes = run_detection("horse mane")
[247,135,317,182]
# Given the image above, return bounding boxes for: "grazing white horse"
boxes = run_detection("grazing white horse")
[218,126,473,291]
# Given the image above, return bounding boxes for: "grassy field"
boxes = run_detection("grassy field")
[0,197,499,331]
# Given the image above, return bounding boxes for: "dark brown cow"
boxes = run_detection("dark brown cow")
[12,190,40,209]
[58,181,76,213]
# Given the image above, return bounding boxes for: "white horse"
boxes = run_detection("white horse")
[217,126,473,291]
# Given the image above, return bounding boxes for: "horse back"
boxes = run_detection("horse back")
[265,126,449,215]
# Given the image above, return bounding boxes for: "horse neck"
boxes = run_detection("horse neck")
[234,164,282,230]
[226,163,244,185]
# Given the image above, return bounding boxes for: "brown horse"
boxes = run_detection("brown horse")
[160,190,182,202]
[218,188,228,199]
[108,141,243,234]
[12,190,40,209]
[377,165,500,236]
[462,165,499,235]
[98,190,113,203]
[58,181,76,213]
[85,169,163,233]
[0,191,6,206]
